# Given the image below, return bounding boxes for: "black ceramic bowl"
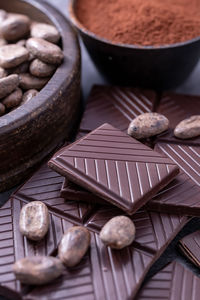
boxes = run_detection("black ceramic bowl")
[69,0,200,90]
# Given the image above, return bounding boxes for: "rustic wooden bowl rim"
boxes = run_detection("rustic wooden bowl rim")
[0,0,78,134]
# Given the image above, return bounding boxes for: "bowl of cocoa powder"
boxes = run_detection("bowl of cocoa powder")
[0,0,81,192]
[69,0,200,89]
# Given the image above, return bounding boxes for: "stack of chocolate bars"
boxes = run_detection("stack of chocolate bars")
[1,85,200,299]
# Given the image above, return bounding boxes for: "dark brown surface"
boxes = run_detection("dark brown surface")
[49,123,179,214]
[0,0,81,192]
[179,231,200,267]
[156,93,200,146]
[136,261,200,300]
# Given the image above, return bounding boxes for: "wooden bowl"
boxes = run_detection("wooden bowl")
[0,0,81,192]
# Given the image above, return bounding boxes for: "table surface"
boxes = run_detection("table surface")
[1,0,200,299]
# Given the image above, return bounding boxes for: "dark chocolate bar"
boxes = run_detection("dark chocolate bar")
[156,93,200,146]
[136,261,200,300]
[10,159,189,299]
[79,85,157,133]
[179,231,200,267]
[24,238,154,300]
[61,88,200,215]
[13,160,187,255]
[155,143,200,186]
[0,197,73,300]
[49,123,179,214]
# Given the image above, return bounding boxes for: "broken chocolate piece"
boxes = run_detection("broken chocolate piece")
[179,231,200,267]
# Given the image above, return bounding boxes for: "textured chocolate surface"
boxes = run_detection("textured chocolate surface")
[13,159,187,254]
[49,123,179,214]
[24,218,188,300]
[155,143,200,186]
[2,187,189,299]
[156,93,200,146]
[25,237,154,300]
[0,197,73,300]
[79,85,157,134]
[10,158,189,299]
[136,261,200,300]
[179,231,200,267]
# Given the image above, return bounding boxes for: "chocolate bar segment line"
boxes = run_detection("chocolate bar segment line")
[136,261,200,300]
[49,123,179,214]
[79,85,157,133]
[155,143,200,186]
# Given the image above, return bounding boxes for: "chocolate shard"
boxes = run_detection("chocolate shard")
[155,143,200,186]
[179,231,200,267]
[136,261,200,300]
[48,123,179,214]
[0,197,73,300]
[79,85,157,133]
[156,93,200,146]
[14,163,95,225]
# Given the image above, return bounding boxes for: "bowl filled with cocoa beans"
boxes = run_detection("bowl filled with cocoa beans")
[0,0,81,192]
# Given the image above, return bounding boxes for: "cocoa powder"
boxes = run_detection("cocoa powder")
[76,0,200,46]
